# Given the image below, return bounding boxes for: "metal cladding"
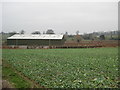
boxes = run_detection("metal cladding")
[7,34,65,46]
[7,34,64,40]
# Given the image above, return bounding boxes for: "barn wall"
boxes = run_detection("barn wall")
[7,39,65,46]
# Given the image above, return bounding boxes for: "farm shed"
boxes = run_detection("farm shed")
[7,34,65,46]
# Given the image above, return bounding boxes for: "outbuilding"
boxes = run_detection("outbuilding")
[7,34,65,47]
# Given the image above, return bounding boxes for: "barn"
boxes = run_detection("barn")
[7,34,65,47]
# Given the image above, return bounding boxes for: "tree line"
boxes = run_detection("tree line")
[1,29,120,41]
[1,29,55,36]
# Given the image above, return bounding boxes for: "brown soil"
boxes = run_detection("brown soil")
[2,40,119,49]
[2,80,14,89]
[64,40,119,47]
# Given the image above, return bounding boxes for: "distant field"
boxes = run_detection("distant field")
[2,48,119,88]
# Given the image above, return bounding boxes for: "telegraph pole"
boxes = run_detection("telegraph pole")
[49,39,51,48]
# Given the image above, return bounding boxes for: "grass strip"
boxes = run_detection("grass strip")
[2,60,31,88]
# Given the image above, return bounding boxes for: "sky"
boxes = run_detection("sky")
[1,1,118,34]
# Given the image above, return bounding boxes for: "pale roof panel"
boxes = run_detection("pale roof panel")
[7,34,64,40]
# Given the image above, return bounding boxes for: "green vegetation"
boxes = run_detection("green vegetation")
[2,48,119,88]
[2,61,31,88]
[1,33,10,45]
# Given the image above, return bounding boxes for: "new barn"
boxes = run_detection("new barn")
[7,34,65,47]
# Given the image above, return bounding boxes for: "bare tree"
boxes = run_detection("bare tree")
[20,30,25,34]
[65,32,68,35]
[100,35,105,40]
[1,32,5,34]
[76,30,79,35]
[43,31,45,34]
[32,31,41,34]
[9,31,17,36]
[46,29,55,34]
[75,34,82,43]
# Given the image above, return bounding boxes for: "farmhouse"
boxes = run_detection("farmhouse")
[7,34,65,47]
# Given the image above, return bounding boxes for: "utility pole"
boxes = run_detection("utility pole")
[49,39,51,48]
[16,39,17,48]
[111,32,113,39]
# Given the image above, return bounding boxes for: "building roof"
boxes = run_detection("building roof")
[7,34,64,40]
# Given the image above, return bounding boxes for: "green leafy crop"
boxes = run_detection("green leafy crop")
[2,48,119,88]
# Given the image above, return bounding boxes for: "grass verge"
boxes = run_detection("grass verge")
[2,60,31,88]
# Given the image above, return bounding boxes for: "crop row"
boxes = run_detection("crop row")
[2,48,119,88]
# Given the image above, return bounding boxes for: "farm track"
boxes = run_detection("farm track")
[2,60,45,89]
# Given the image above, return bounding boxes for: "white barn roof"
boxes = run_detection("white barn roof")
[7,34,64,40]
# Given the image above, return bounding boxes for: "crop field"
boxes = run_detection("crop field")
[2,48,119,88]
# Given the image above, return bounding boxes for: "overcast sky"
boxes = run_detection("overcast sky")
[2,2,118,34]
